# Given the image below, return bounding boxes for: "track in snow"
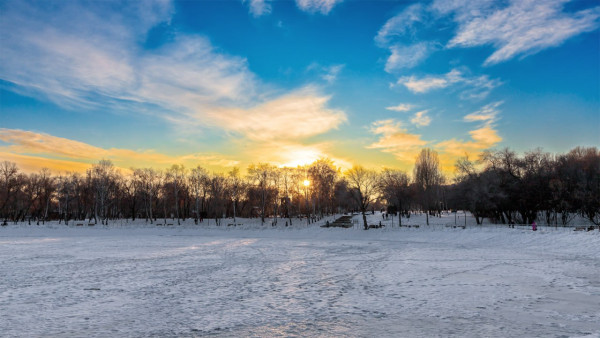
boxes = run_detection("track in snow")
[1,227,599,337]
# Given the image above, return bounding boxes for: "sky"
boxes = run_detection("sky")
[1,0,599,175]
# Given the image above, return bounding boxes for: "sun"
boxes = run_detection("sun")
[279,149,321,168]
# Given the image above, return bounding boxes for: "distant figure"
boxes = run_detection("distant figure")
[532,221,537,231]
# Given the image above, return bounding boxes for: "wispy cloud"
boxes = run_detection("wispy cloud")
[436,126,502,159]
[433,0,600,65]
[463,101,503,123]
[0,151,94,174]
[458,73,503,100]
[0,129,109,161]
[308,63,345,84]
[434,101,504,167]
[398,72,456,94]
[368,102,504,172]
[375,5,436,71]
[367,119,428,163]
[397,68,501,99]
[295,0,343,15]
[322,64,345,84]
[1,127,354,173]
[385,42,437,72]
[137,36,256,111]
[0,1,255,115]
[386,103,414,112]
[0,128,240,172]
[375,4,424,46]
[0,0,348,156]
[244,0,272,17]
[410,110,431,127]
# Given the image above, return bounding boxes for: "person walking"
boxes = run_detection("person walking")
[532,221,537,231]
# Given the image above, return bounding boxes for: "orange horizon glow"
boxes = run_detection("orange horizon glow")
[0,127,504,177]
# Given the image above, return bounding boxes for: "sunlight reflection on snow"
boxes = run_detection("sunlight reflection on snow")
[0,238,62,245]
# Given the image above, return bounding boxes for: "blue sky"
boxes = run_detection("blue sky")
[1,0,599,173]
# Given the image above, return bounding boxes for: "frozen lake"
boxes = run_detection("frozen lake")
[1,221,599,337]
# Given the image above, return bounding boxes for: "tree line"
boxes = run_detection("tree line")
[0,146,598,229]
[450,146,599,226]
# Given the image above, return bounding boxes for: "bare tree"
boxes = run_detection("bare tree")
[308,158,338,217]
[57,173,76,225]
[346,165,378,230]
[124,172,141,221]
[189,166,209,224]
[378,168,410,226]
[270,167,281,226]
[208,173,227,226]
[0,161,19,225]
[134,168,162,224]
[280,167,296,226]
[247,163,274,225]
[38,168,55,225]
[166,164,185,225]
[227,167,244,225]
[91,159,118,225]
[414,148,443,225]
[290,167,306,220]
[22,172,40,225]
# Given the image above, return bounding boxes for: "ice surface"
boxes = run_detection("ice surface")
[1,213,599,337]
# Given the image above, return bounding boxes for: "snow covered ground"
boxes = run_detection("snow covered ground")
[1,213,599,337]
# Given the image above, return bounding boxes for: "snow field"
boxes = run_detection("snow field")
[1,213,599,337]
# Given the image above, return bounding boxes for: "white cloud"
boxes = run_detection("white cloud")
[385,42,436,72]
[410,110,431,127]
[0,0,347,146]
[306,63,345,84]
[322,64,345,84]
[0,0,255,114]
[458,73,502,100]
[430,0,497,22]
[386,104,414,112]
[295,0,343,15]
[375,4,424,46]
[397,68,501,99]
[375,5,436,71]
[434,0,600,65]
[397,71,457,93]
[244,0,272,17]
[463,101,503,123]
[207,87,347,141]
[138,36,256,111]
